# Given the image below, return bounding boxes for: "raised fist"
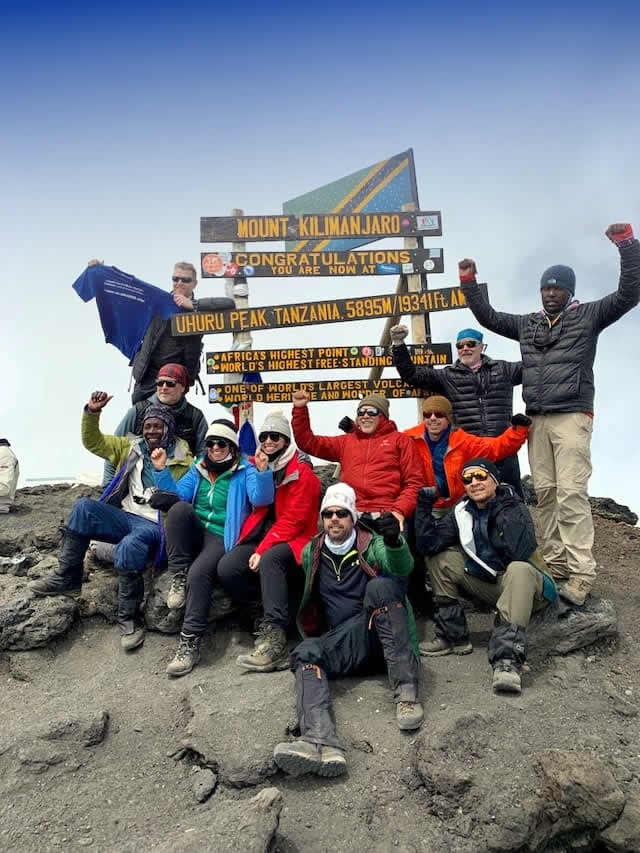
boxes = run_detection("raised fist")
[376,512,402,547]
[150,448,167,470]
[292,389,311,408]
[254,448,269,472]
[87,391,113,413]
[418,486,438,506]
[458,259,478,282]
[605,223,634,248]
[390,324,409,345]
[338,416,354,434]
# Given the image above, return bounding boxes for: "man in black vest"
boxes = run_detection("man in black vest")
[103,363,207,485]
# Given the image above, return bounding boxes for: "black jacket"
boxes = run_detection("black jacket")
[461,241,640,414]
[415,485,538,572]
[131,296,234,386]
[393,346,521,436]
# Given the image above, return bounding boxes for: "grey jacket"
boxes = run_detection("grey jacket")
[460,241,640,414]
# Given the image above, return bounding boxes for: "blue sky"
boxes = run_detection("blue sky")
[2,0,639,511]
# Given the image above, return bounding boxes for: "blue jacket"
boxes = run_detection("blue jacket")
[153,454,274,552]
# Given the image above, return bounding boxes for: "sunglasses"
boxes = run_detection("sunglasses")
[423,411,448,419]
[461,470,490,484]
[321,508,351,519]
[206,438,229,449]
[172,276,193,284]
[259,431,284,443]
[156,379,177,388]
[357,408,380,418]
[456,340,480,350]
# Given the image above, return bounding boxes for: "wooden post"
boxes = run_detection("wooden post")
[404,201,429,421]
[223,207,254,428]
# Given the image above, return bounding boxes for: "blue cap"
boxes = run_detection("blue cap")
[540,265,575,295]
[456,328,483,343]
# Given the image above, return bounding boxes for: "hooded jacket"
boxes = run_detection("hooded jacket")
[237,450,321,564]
[0,441,19,508]
[292,405,424,518]
[460,240,640,414]
[403,422,528,510]
[393,346,521,436]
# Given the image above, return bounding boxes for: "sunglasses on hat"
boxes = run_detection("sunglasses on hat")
[156,379,177,388]
[461,470,490,484]
[206,438,229,449]
[172,276,193,284]
[357,407,380,418]
[259,431,284,443]
[456,340,480,350]
[321,508,351,519]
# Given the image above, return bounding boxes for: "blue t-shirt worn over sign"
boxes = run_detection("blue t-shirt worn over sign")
[73,265,177,360]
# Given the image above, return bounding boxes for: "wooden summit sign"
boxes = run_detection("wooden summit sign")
[172,285,486,336]
[209,378,426,405]
[206,343,452,373]
[200,248,443,279]
[201,211,442,243]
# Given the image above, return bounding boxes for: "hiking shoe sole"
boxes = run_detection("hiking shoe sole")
[236,652,290,672]
[29,586,82,599]
[274,744,322,776]
[166,656,200,677]
[420,641,473,657]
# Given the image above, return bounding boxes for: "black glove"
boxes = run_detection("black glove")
[338,416,354,433]
[418,486,438,505]
[511,413,531,428]
[376,512,402,547]
[148,491,181,512]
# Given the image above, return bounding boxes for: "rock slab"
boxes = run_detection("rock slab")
[528,596,618,656]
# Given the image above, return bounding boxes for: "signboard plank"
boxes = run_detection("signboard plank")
[209,378,428,405]
[206,343,452,374]
[201,211,442,243]
[200,248,443,279]
[172,284,487,337]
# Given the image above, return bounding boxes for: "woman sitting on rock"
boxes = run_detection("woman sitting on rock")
[151,419,274,677]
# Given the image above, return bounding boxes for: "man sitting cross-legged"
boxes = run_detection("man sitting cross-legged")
[273,483,423,779]
[415,458,557,695]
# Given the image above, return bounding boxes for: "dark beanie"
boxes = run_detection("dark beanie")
[540,265,576,296]
[461,457,500,485]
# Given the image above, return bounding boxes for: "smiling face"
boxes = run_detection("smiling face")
[143,417,165,450]
[462,469,497,508]
[456,338,483,367]
[322,506,355,544]
[259,432,287,457]
[356,406,382,435]
[423,410,450,440]
[172,264,196,299]
[156,378,185,405]
[541,285,570,316]
[206,437,232,463]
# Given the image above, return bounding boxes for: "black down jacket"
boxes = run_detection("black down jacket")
[460,240,640,414]
[393,346,521,436]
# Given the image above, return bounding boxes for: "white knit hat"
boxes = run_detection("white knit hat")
[258,408,291,440]
[205,418,239,447]
[321,483,359,524]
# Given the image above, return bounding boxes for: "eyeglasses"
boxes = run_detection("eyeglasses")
[172,276,193,284]
[156,379,177,388]
[259,431,284,443]
[461,470,490,484]
[206,438,229,449]
[357,408,380,418]
[321,508,351,519]
[456,340,480,350]
[423,411,448,419]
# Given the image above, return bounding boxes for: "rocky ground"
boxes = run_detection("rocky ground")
[0,483,639,852]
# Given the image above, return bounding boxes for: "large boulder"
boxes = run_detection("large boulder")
[0,576,78,651]
[528,596,618,656]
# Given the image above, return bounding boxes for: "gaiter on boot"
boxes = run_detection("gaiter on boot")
[370,602,418,703]
[433,596,470,645]
[296,664,342,750]
[117,572,145,634]
[488,619,527,668]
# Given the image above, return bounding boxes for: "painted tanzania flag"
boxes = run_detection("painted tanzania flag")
[283,149,419,253]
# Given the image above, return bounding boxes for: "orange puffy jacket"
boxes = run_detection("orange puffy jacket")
[403,423,528,510]
[292,405,424,518]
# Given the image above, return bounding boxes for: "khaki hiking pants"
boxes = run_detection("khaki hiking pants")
[528,413,596,586]
[430,546,546,627]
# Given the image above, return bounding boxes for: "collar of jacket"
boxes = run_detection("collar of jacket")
[195,452,246,480]
[354,418,398,439]
[308,522,378,594]
[452,353,496,372]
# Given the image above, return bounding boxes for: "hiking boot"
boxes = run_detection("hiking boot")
[236,624,289,672]
[273,740,346,777]
[558,577,591,607]
[492,659,522,694]
[419,637,473,657]
[166,633,201,677]
[120,621,146,652]
[166,571,187,610]
[29,570,82,599]
[396,701,424,731]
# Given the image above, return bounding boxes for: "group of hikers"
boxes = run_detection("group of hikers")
[25,222,640,778]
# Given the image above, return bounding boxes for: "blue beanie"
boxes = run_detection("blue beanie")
[540,265,576,296]
[456,328,483,343]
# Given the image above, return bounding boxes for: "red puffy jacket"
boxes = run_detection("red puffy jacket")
[404,423,528,510]
[238,451,321,564]
[292,405,424,518]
